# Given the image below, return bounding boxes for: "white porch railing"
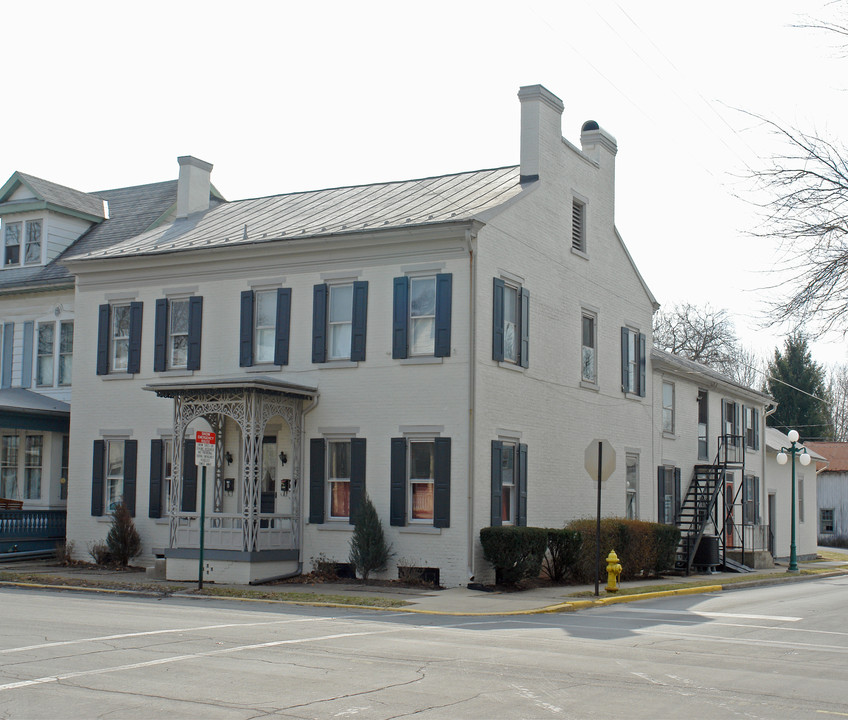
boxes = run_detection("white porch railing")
[727,523,769,552]
[174,513,295,552]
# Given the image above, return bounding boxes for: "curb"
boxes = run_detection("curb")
[2,568,846,617]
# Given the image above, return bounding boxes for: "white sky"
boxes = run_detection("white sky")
[4,1,846,369]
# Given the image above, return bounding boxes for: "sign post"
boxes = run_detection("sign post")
[584,439,616,596]
[195,431,216,590]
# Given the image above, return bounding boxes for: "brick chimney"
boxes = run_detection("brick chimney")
[518,85,564,183]
[176,156,213,218]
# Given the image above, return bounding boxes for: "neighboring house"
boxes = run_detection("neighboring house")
[803,441,848,540]
[765,428,824,562]
[0,167,221,514]
[62,85,661,586]
[650,349,774,570]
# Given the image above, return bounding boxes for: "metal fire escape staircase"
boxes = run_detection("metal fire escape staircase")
[675,434,751,575]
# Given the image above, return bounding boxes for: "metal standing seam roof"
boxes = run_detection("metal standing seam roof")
[70,166,524,261]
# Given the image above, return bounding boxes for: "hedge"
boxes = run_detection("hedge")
[541,528,582,582]
[480,526,548,584]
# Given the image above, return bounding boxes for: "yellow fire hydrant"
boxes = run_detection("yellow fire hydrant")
[605,550,622,593]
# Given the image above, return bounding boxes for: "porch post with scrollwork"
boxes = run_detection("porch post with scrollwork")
[242,390,262,552]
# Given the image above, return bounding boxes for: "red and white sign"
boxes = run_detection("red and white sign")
[195,431,217,467]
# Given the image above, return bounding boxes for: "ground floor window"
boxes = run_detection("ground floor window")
[308,437,365,525]
[490,439,527,527]
[657,465,680,525]
[820,508,835,534]
[1,435,18,499]
[24,435,43,500]
[626,453,639,519]
[409,440,435,521]
[743,475,760,524]
[390,436,451,528]
[328,440,351,519]
[106,440,125,512]
[60,435,69,500]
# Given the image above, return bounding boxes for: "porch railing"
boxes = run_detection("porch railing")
[726,523,770,553]
[0,509,66,557]
[173,513,294,552]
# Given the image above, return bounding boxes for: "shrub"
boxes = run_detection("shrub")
[480,526,548,585]
[819,533,848,549]
[106,501,141,567]
[88,540,112,565]
[349,494,392,582]
[56,540,76,566]
[566,518,680,583]
[541,528,582,582]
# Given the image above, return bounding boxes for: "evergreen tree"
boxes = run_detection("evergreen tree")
[106,501,141,567]
[766,332,833,440]
[348,494,392,582]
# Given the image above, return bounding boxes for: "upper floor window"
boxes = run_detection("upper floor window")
[154,296,202,371]
[312,281,367,363]
[572,198,586,253]
[25,220,41,264]
[493,277,529,368]
[697,389,709,460]
[662,381,675,433]
[392,274,452,359]
[744,405,760,450]
[36,323,55,387]
[97,303,142,375]
[240,288,291,367]
[620,327,646,396]
[4,222,21,266]
[581,312,596,383]
[59,321,73,386]
[721,399,739,447]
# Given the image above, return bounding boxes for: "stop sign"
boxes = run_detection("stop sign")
[584,439,616,482]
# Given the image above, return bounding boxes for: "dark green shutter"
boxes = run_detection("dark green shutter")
[96,306,110,375]
[638,332,646,397]
[127,302,143,374]
[657,466,665,523]
[149,440,163,519]
[91,440,105,516]
[349,438,366,524]
[520,287,530,368]
[312,284,328,363]
[434,273,452,358]
[517,443,528,526]
[309,438,325,523]
[491,440,503,526]
[239,290,254,367]
[620,327,629,392]
[674,467,682,521]
[153,299,168,372]
[351,281,368,362]
[275,288,292,366]
[492,278,505,362]
[390,437,407,526]
[433,437,451,528]
[186,296,203,370]
[392,277,409,359]
[123,440,138,517]
[181,440,197,512]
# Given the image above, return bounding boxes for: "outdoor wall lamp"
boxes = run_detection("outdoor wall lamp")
[776,429,811,573]
[279,451,288,466]
[225,451,233,465]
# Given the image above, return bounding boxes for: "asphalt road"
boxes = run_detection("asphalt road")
[1,577,847,719]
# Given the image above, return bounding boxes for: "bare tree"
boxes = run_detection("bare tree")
[728,345,766,390]
[653,303,739,372]
[828,363,848,441]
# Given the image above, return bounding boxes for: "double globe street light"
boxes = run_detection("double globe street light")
[776,429,811,573]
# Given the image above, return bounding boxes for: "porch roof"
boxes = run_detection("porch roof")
[142,375,318,399]
[0,388,70,433]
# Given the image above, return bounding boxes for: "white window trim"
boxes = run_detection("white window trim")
[58,320,73,387]
[408,275,437,357]
[662,380,675,437]
[110,302,132,374]
[327,282,354,362]
[407,437,436,525]
[35,321,56,388]
[580,308,598,388]
[326,437,353,522]
[571,192,588,257]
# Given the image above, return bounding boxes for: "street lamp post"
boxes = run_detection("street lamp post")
[776,429,811,573]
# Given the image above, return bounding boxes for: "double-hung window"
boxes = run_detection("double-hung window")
[154,296,203,371]
[97,302,142,375]
[1,435,19,499]
[620,327,646,396]
[744,405,760,450]
[24,435,42,500]
[308,437,366,524]
[36,322,55,387]
[392,273,452,359]
[312,281,368,363]
[581,312,596,383]
[239,288,292,367]
[493,277,529,367]
[389,436,450,528]
[25,220,41,264]
[626,453,639,519]
[148,438,174,519]
[4,222,21,266]
[743,475,760,524]
[58,321,73,386]
[697,389,709,460]
[721,399,740,450]
[91,438,137,516]
[662,381,675,434]
[490,440,527,526]
[820,508,835,534]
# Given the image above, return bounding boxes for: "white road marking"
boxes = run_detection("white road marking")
[1,617,320,655]
[611,607,803,622]
[0,628,398,692]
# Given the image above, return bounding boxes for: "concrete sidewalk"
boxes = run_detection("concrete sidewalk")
[2,550,847,616]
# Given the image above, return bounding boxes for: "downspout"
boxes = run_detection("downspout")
[465,227,478,581]
[763,402,777,545]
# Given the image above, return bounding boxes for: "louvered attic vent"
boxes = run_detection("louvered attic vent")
[572,198,586,252]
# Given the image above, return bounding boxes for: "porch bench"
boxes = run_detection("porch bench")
[0,498,23,510]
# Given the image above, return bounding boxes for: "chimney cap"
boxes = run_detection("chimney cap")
[178,155,214,173]
[580,121,618,156]
[581,120,600,132]
[517,84,564,114]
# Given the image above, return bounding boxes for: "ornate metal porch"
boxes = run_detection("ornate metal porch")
[144,376,317,557]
